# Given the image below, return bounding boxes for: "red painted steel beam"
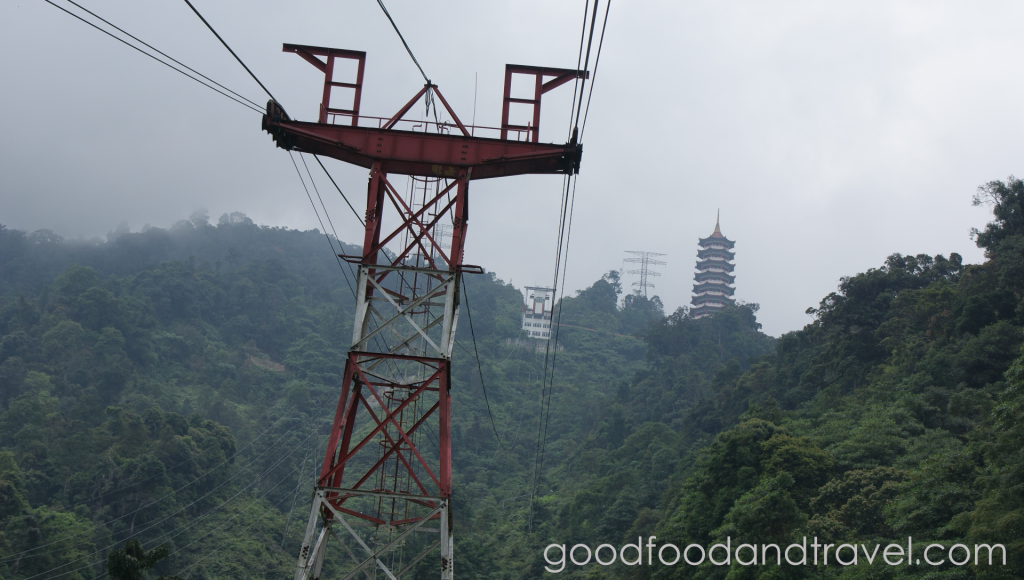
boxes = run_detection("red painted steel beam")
[501,64,589,142]
[263,102,581,179]
[283,43,366,64]
[283,44,366,126]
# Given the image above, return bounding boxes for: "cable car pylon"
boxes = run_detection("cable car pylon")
[264,44,586,580]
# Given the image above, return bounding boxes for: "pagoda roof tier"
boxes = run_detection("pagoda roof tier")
[691,303,728,319]
[698,212,735,248]
[693,282,736,296]
[697,247,735,260]
[691,295,736,307]
[699,237,734,249]
[693,291,737,302]
[696,259,735,273]
[694,271,736,283]
[698,237,735,250]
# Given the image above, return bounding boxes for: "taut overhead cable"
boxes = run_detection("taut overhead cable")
[375,0,430,83]
[182,0,282,107]
[65,0,262,109]
[43,0,262,114]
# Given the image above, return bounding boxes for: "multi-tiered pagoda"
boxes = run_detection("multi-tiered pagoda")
[691,213,736,318]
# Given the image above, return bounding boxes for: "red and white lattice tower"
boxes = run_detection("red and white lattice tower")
[263,45,585,580]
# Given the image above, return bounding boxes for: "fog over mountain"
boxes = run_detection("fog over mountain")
[3,0,1021,336]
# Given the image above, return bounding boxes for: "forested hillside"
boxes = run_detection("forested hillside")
[569,178,1024,580]
[1,177,1022,580]
[0,211,683,579]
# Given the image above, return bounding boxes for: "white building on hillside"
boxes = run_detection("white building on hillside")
[522,286,554,339]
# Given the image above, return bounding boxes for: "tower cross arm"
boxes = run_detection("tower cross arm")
[263,100,582,179]
[504,64,589,93]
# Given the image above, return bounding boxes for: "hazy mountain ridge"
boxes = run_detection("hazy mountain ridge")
[0,177,1022,580]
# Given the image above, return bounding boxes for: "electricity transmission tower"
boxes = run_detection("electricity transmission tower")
[264,44,585,580]
[623,251,666,298]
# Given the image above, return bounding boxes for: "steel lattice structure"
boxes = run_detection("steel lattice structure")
[623,251,666,298]
[263,44,584,580]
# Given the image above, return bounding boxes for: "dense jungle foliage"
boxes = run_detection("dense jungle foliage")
[1,177,1023,580]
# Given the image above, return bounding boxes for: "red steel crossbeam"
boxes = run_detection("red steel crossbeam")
[374,174,456,267]
[500,64,589,142]
[349,393,434,501]
[383,84,470,137]
[263,100,581,179]
[330,385,437,493]
[346,401,440,496]
[318,351,451,525]
[319,356,442,484]
[356,369,440,490]
[350,163,468,310]
[283,44,366,125]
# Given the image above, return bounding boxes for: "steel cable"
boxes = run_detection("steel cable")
[459,279,504,449]
[313,155,365,227]
[290,153,402,378]
[82,443,311,580]
[580,0,612,139]
[140,415,330,556]
[0,403,300,563]
[529,0,606,531]
[181,0,281,107]
[43,0,262,114]
[565,0,591,141]
[538,177,579,477]
[290,151,357,299]
[65,0,262,109]
[374,0,430,84]
[18,405,317,579]
[572,0,602,132]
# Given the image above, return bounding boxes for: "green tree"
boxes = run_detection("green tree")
[107,538,181,580]
[963,352,1024,577]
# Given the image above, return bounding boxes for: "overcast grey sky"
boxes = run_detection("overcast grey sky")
[3,0,1021,336]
